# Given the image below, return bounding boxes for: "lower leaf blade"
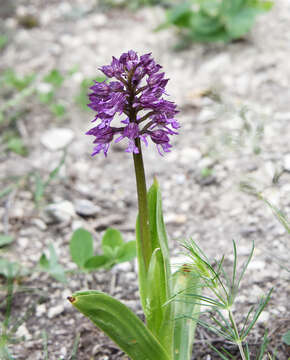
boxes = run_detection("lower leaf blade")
[69,290,171,360]
[173,269,201,360]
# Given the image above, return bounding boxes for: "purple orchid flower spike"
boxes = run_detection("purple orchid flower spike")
[86,50,179,156]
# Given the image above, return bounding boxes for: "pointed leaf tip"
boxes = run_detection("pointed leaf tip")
[153,176,159,186]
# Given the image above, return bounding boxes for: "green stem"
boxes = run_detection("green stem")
[228,308,247,360]
[133,138,152,271]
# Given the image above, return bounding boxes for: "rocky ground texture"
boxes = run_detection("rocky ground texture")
[0,0,290,359]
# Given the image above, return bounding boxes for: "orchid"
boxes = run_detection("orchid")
[86,50,179,156]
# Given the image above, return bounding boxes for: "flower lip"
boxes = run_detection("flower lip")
[87,50,179,156]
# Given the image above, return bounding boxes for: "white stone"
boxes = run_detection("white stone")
[31,218,47,231]
[47,304,64,319]
[36,82,53,94]
[45,201,75,223]
[283,153,290,171]
[36,304,46,317]
[199,53,231,74]
[15,324,31,340]
[198,108,216,123]
[179,147,202,165]
[74,199,100,217]
[256,311,270,324]
[41,128,74,151]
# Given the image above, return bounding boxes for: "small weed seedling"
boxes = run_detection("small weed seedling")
[70,228,136,272]
[38,243,67,283]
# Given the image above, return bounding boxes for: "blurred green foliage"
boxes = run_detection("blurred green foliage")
[100,0,168,10]
[75,77,105,110]
[1,69,35,91]
[0,35,8,50]
[159,0,273,43]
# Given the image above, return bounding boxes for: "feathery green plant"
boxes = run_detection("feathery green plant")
[180,239,273,359]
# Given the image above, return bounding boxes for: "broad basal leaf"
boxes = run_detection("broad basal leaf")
[69,291,171,360]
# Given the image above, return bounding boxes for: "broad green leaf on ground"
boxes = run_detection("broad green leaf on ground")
[0,235,14,247]
[69,291,171,360]
[282,330,290,345]
[70,228,94,268]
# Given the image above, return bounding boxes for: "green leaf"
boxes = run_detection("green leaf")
[116,241,137,263]
[45,150,66,186]
[251,0,273,12]
[49,262,67,283]
[50,103,66,117]
[44,69,64,88]
[0,185,14,199]
[173,269,201,360]
[70,228,94,268]
[75,77,106,110]
[282,330,290,346]
[0,258,19,278]
[146,179,173,353]
[0,35,8,50]
[224,7,258,38]
[84,255,109,270]
[34,172,45,206]
[0,235,14,247]
[39,254,50,269]
[6,137,28,156]
[3,69,35,90]
[135,180,173,353]
[102,228,124,257]
[69,291,171,360]
[146,248,167,336]
[38,90,54,104]
[191,12,224,36]
[220,0,245,15]
[241,288,272,339]
[200,0,221,17]
[166,2,193,28]
[39,244,67,283]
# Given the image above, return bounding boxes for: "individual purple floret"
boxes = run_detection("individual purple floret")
[86,50,179,156]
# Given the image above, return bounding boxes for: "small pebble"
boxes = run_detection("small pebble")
[74,199,100,217]
[41,128,74,151]
[283,153,290,171]
[45,201,75,223]
[48,304,65,319]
